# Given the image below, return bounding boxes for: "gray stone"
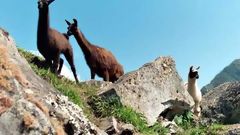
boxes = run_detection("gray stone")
[0,28,106,135]
[202,82,240,124]
[99,57,194,125]
[103,117,135,135]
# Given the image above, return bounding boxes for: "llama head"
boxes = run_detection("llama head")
[38,0,55,9]
[189,66,200,79]
[65,19,78,36]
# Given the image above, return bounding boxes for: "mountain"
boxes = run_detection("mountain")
[202,82,240,124]
[201,59,240,94]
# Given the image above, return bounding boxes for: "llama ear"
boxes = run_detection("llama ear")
[196,66,200,70]
[48,0,55,5]
[190,66,194,72]
[73,18,78,26]
[65,20,71,26]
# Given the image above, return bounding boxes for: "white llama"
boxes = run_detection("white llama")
[187,66,202,117]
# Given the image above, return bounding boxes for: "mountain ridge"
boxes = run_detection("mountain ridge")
[201,59,240,94]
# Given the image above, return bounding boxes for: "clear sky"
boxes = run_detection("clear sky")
[1,0,240,88]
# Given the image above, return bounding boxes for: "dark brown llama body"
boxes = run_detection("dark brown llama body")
[37,0,79,83]
[65,19,124,82]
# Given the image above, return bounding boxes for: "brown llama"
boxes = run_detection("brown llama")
[65,19,124,82]
[37,0,79,83]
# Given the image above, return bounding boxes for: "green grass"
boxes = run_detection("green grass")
[88,95,169,134]
[174,111,226,135]
[18,48,169,134]
[18,48,97,115]
[176,123,225,135]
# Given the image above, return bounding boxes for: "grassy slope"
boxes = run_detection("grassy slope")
[18,48,227,135]
[18,48,169,134]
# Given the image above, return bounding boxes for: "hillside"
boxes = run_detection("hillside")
[1,28,239,135]
[201,59,240,94]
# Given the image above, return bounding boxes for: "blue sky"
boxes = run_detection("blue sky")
[1,0,240,88]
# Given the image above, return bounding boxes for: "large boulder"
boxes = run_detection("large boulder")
[0,28,106,135]
[99,56,194,125]
[202,82,240,124]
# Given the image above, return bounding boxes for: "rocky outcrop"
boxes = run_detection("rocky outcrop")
[96,117,135,135]
[201,59,240,95]
[0,28,106,134]
[226,124,240,135]
[99,57,194,125]
[202,82,240,124]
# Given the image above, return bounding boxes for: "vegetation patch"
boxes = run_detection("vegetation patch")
[174,111,226,135]
[88,95,169,134]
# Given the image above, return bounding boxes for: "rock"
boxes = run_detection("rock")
[225,124,240,135]
[160,120,179,134]
[202,82,240,124]
[227,129,240,135]
[103,117,135,135]
[0,28,106,134]
[99,57,194,125]
[81,80,112,89]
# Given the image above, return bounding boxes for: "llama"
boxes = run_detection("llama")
[37,0,79,83]
[65,19,124,82]
[187,66,202,117]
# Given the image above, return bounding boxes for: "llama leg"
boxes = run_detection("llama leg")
[52,54,60,74]
[111,72,120,82]
[44,58,52,69]
[194,101,201,117]
[103,70,110,82]
[64,50,79,83]
[91,70,95,80]
[57,58,64,75]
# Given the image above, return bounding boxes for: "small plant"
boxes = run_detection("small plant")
[174,110,194,130]
[150,123,170,135]
[174,111,226,135]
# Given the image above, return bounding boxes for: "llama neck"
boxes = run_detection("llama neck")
[37,8,50,40]
[188,77,196,83]
[188,77,198,90]
[73,29,92,56]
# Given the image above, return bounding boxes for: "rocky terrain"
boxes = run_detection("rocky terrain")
[1,27,240,134]
[0,28,106,135]
[202,82,240,124]
[202,59,240,94]
[202,82,240,134]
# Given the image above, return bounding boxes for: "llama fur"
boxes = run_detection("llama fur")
[65,19,124,82]
[37,0,79,83]
[187,66,202,117]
